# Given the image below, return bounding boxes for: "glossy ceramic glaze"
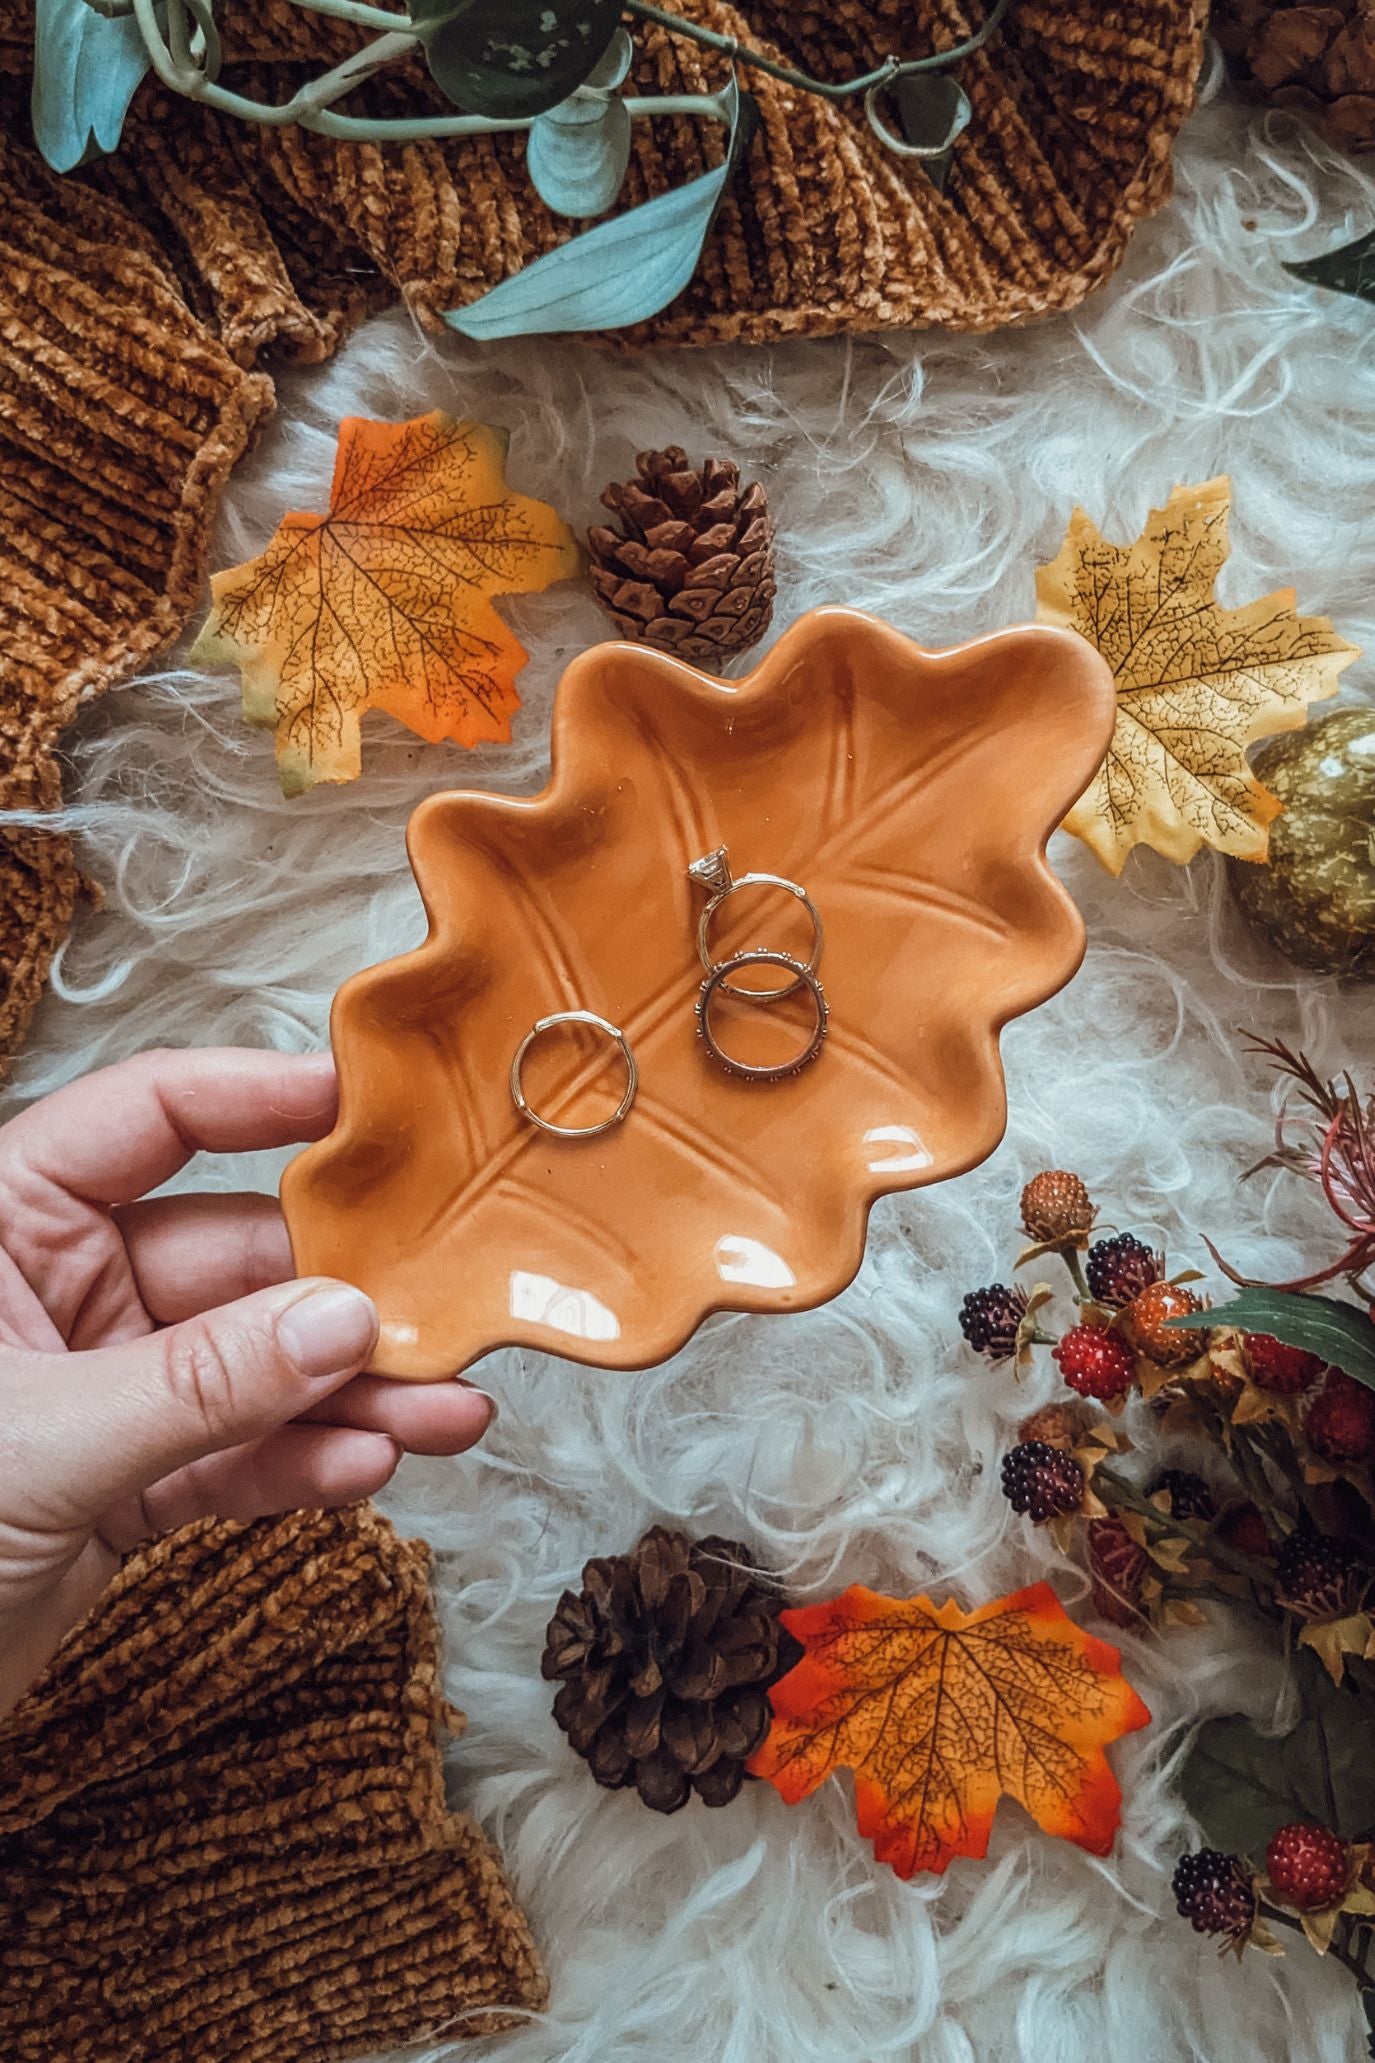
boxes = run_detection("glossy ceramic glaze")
[283,609,1117,1379]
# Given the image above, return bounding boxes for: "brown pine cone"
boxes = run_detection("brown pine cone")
[1213,0,1375,154]
[541,1525,798,1814]
[587,447,776,666]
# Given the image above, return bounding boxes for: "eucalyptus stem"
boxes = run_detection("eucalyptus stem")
[622,0,1012,100]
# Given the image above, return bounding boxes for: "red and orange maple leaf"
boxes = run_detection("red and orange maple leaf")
[748,1581,1150,1878]
[193,411,580,794]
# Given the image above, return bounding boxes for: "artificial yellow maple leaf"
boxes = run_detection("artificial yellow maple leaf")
[193,411,580,794]
[747,1581,1149,1878]
[1036,476,1359,873]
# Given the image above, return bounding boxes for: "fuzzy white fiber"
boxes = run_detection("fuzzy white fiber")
[11,48,1375,2063]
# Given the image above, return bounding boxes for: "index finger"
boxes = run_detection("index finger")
[0,1048,338,1207]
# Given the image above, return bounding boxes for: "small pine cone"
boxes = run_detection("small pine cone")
[1020,1169,1095,1245]
[542,1525,798,1813]
[1017,1400,1093,1451]
[587,447,776,665]
[1276,1527,1372,1622]
[1126,1282,1204,1367]
[1172,1849,1257,1940]
[1146,1468,1216,1522]
[1000,1440,1085,1523]
[1304,1368,1375,1464]
[959,1283,1029,1362]
[1246,1332,1326,1395]
[1265,1822,1351,1911]
[1212,0,1375,155]
[1088,1517,1151,1627]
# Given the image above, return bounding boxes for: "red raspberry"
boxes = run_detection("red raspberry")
[1304,1369,1375,1465]
[1053,1323,1136,1401]
[1087,1518,1150,1627]
[1246,1332,1326,1395]
[1265,1823,1350,1911]
[1217,1503,1273,1561]
[1126,1281,1204,1367]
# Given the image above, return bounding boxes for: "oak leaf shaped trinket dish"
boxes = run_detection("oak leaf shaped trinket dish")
[284,608,1116,1378]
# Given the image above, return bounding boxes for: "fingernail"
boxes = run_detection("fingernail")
[278,1285,378,1379]
[459,1379,499,1424]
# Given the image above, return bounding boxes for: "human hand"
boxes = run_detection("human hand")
[0,1048,493,1718]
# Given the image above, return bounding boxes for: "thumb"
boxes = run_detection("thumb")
[30,1279,379,1522]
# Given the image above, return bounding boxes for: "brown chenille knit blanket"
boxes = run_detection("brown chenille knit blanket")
[0,1505,546,2061]
[0,0,1205,1072]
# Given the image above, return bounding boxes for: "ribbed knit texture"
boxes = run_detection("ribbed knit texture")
[0,1505,546,2061]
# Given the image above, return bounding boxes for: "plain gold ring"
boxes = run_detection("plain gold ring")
[510,1010,638,1138]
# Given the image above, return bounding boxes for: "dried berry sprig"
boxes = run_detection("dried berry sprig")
[1227,1036,1375,1300]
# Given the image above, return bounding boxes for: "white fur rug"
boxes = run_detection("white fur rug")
[12,47,1375,2063]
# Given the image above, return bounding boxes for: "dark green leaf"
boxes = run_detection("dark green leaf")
[1286,229,1375,307]
[411,0,622,120]
[1164,1288,1375,1387]
[1180,1659,1375,1858]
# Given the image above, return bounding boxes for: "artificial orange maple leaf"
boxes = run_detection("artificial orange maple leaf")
[747,1581,1149,1878]
[1036,476,1359,873]
[192,411,580,794]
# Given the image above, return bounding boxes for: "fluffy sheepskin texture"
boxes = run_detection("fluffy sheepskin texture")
[9,50,1375,2063]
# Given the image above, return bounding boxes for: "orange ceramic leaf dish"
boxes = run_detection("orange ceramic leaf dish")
[283,608,1116,1379]
[192,411,580,794]
[748,1582,1150,1877]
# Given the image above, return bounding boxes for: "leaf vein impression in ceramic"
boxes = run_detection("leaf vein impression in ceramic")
[284,609,1116,1378]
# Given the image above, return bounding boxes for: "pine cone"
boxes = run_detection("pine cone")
[587,448,776,666]
[1213,0,1375,154]
[541,1525,798,1814]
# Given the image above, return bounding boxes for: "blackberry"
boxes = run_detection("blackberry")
[1020,1169,1095,1245]
[1086,1232,1163,1308]
[1000,1440,1085,1523]
[958,1283,1028,1362]
[1276,1528,1372,1621]
[1145,1469,1216,1522]
[1171,1849,1256,1939]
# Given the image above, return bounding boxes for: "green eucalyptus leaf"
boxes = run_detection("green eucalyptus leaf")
[32,0,154,172]
[411,0,622,120]
[1287,229,1375,307]
[444,80,756,340]
[1180,1662,1375,1859]
[1164,1288,1375,1386]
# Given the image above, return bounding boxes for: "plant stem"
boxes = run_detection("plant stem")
[1094,1464,1279,1593]
[1263,1904,1375,1990]
[1062,1247,1091,1300]
[622,0,1012,100]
